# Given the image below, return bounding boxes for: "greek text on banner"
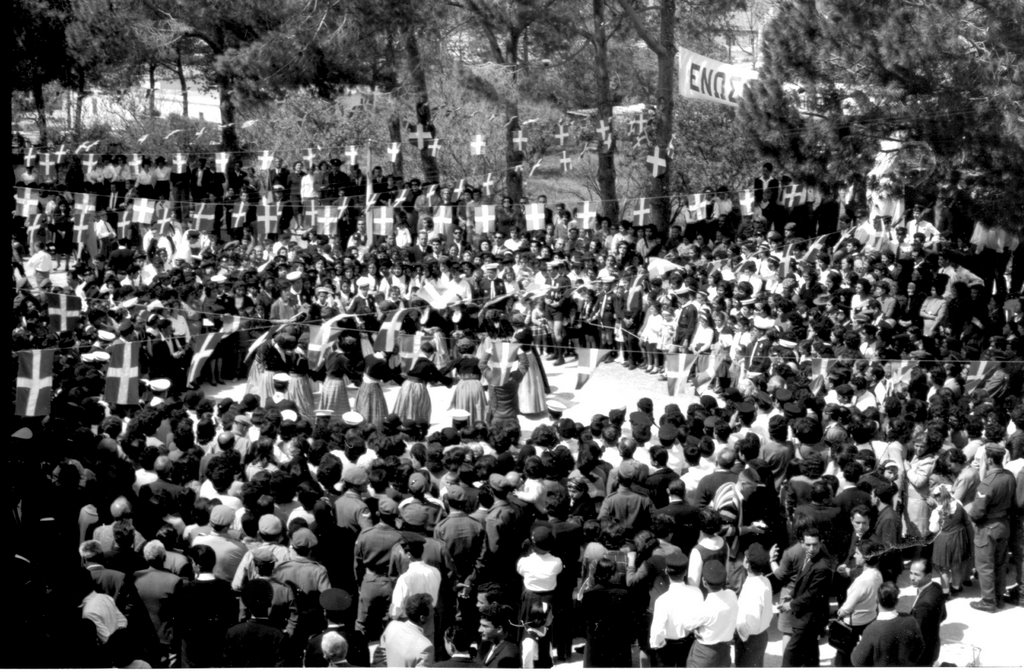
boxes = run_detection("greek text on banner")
[677,48,757,107]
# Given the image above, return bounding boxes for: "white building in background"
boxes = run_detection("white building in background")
[52,70,224,131]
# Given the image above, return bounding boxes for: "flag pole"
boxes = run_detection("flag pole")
[362,145,373,258]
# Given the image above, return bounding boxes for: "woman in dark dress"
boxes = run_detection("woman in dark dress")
[581,557,634,668]
[442,337,488,424]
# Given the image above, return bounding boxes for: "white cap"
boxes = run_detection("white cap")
[450,409,471,422]
[211,274,227,283]
[121,297,139,309]
[272,373,290,384]
[548,400,568,412]
[150,396,164,407]
[12,427,33,440]
[342,411,364,425]
[753,316,775,330]
[92,351,111,362]
[286,271,302,281]
[356,277,372,288]
[147,299,164,311]
[280,409,298,422]
[97,330,115,342]
[149,378,171,392]
[81,352,98,363]
[314,409,334,418]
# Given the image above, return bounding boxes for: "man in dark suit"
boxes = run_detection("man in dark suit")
[909,558,946,666]
[139,456,186,502]
[189,157,215,202]
[428,626,481,667]
[654,478,700,554]
[477,603,520,668]
[851,582,924,667]
[794,481,846,558]
[134,540,182,665]
[869,482,903,582]
[223,580,289,667]
[175,545,238,668]
[780,527,833,667]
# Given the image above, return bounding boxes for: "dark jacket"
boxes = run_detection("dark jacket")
[787,551,832,627]
[223,618,289,667]
[851,613,924,667]
[478,639,520,668]
[910,582,946,666]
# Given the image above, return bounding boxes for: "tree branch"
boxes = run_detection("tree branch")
[617,0,666,57]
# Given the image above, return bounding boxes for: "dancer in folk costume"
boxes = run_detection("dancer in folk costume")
[319,335,361,418]
[441,337,488,425]
[355,350,404,429]
[247,330,292,404]
[283,329,315,420]
[393,341,453,425]
[513,328,549,415]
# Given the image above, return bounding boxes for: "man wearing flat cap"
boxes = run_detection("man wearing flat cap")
[304,588,369,667]
[272,527,332,655]
[192,504,249,583]
[353,497,404,639]
[968,443,1017,612]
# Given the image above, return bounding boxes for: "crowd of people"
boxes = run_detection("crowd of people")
[8,147,1024,668]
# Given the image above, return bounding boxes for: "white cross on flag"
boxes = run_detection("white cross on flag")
[27,214,45,248]
[387,143,401,164]
[738,190,756,216]
[128,153,143,178]
[24,146,37,167]
[560,151,572,172]
[304,148,317,168]
[427,137,441,157]
[470,134,486,156]
[16,187,39,218]
[346,145,359,166]
[256,197,280,238]
[105,342,141,406]
[433,205,454,237]
[665,353,700,396]
[172,153,188,174]
[46,292,83,332]
[633,198,652,228]
[116,211,134,239]
[38,153,57,181]
[370,206,394,236]
[577,201,598,230]
[481,173,495,196]
[489,340,521,385]
[525,202,546,231]
[231,201,248,229]
[575,347,609,389]
[73,211,93,246]
[317,204,341,235]
[258,151,275,171]
[512,129,528,152]
[555,124,569,147]
[81,153,99,173]
[646,146,667,177]
[687,192,709,218]
[307,312,351,370]
[219,315,244,335]
[74,192,97,214]
[408,124,433,149]
[186,333,223,387]
[781,184,806,209]
[132,197,156,225]
[194,202,216,232]
[375,308,414,352]
[15,349,54,417]
[214,152,230,174]
[474,204,496,234]
[964,360,999,394]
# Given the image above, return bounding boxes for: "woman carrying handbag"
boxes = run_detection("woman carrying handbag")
[832,540,885,666]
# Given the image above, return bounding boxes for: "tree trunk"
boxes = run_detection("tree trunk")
[504,35,523,203]
[218,77,238,151]
[651,0,675,231]
[176,46,188,117]
[404,30,439,183]
[148,63,157,117]
[32,80,48,147]
[593,0,618,222]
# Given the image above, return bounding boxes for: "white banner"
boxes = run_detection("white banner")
[677,48,757,107]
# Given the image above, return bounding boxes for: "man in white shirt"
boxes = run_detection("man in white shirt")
[686,559,739,667]
[24,241,53,288]
[734,544,774,666]
[389,533,442,639]
[649,551,704,666]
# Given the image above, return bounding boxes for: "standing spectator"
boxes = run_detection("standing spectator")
[834,541,884,666]
[780,527,833,667]
[581,557,633,668]
[133,540,181,666]
[686,559,738,667]
[223,581,288,667]
[649,551,703,667]
[381,593,436,667]
[850,582,924,667]
[968,443,1017,612]
[175,544,238,668]
[733,544,774,667]
[929,484,972,594]
[909,558,947,666]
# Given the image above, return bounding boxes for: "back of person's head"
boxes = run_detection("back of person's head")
[79,540,103,563]
[321,631,348,664]
[877,582,900,610]
[698,507,722,536]
[241,579,273,617]
[810,480,832,504]
[736,435,760,463]
[593,556,617,585]
[858,541,885,567]
[142,539,166,567]
[189,543,218,574]
[404,593,433,623]
[667,478,686,500]
[768,414,789,441]
[716,448,737,470]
